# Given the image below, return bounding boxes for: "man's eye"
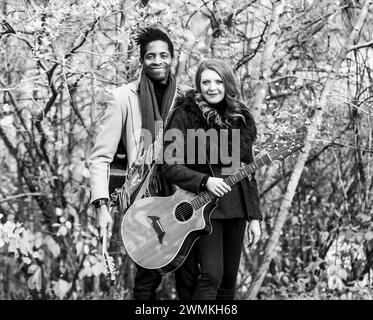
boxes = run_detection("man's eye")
[161,54,169,59]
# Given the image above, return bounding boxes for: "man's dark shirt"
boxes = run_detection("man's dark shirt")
[152,79,168,114]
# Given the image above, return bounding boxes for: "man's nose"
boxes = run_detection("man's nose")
[153,55,162,64]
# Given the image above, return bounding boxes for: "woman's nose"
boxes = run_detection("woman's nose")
[208,82,217,90]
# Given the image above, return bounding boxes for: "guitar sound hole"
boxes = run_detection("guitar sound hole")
[175,202,193,222]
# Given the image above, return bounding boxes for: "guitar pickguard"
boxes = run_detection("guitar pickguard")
[121,188,209,271]
[147,215,165,244]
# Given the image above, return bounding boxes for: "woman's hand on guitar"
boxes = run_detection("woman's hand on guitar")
[206,177,231,197]
[97,205,113,239]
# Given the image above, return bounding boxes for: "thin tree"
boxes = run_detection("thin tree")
[247,0,373,299]
[250,0,285,126]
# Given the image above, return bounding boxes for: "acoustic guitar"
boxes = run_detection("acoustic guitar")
[121,141,303,273]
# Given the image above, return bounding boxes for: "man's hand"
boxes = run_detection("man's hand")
[97,205,113,239]
[206,177,231,197]
[247,219,261,249]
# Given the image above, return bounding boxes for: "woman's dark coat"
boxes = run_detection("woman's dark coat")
[161,91,262,222]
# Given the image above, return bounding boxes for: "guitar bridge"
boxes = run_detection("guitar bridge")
[147,216,165,244]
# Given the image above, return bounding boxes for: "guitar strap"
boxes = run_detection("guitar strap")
[132,163,154,202]
[134,92,219,203]
[205,152,215,177]
[132,89,182,203]
[204,149,220,206]
[195,135,220,205]
[193,114,216,178]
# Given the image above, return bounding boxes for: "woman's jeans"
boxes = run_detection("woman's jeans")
[192,218,246,300]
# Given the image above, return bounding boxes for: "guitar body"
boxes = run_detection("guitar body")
[120,140,304,273]
[121,188,216,273]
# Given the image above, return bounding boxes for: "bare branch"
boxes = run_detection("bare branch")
[0,193,49,204]
[349,40,373,51]
[234,22,269,71]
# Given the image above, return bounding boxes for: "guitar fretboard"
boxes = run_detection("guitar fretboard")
[190,153,273,210]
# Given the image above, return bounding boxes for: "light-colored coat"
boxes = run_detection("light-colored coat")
[89,78,186,203]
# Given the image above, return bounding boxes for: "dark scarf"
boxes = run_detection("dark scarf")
[139,69,176,140]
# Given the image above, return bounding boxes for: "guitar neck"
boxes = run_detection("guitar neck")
[191,153,273,209]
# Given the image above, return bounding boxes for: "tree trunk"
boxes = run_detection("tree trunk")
[251,0,284,127]
[247,0,372,299]
[210,0,221,58]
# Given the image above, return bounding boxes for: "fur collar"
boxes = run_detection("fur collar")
[174,90,257,151]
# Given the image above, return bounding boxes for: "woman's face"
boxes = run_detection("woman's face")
[200,69,225,105]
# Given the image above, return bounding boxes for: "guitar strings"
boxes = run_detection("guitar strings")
[133,145,296,255]
[132,145,300,261]
[155,145,292,224]
[139,148,282,234]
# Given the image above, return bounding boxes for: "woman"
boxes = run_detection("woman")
[162,59,262,300]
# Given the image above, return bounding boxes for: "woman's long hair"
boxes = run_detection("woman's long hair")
[194,59,252,129]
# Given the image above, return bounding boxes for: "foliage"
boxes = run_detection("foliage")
[0,0,372,300]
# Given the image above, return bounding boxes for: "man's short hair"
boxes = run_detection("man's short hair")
[134,27,174,60]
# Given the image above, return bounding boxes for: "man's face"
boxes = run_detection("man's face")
[142,40,172,84]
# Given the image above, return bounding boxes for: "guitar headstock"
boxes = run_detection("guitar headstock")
[102,228,116,286]
[268,140,304,162]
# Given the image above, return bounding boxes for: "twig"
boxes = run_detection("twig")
[64,254,87,299]
[349,40,373,51]
[0,193,49,204]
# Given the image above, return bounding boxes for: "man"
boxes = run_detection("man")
[89,27,197,300]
